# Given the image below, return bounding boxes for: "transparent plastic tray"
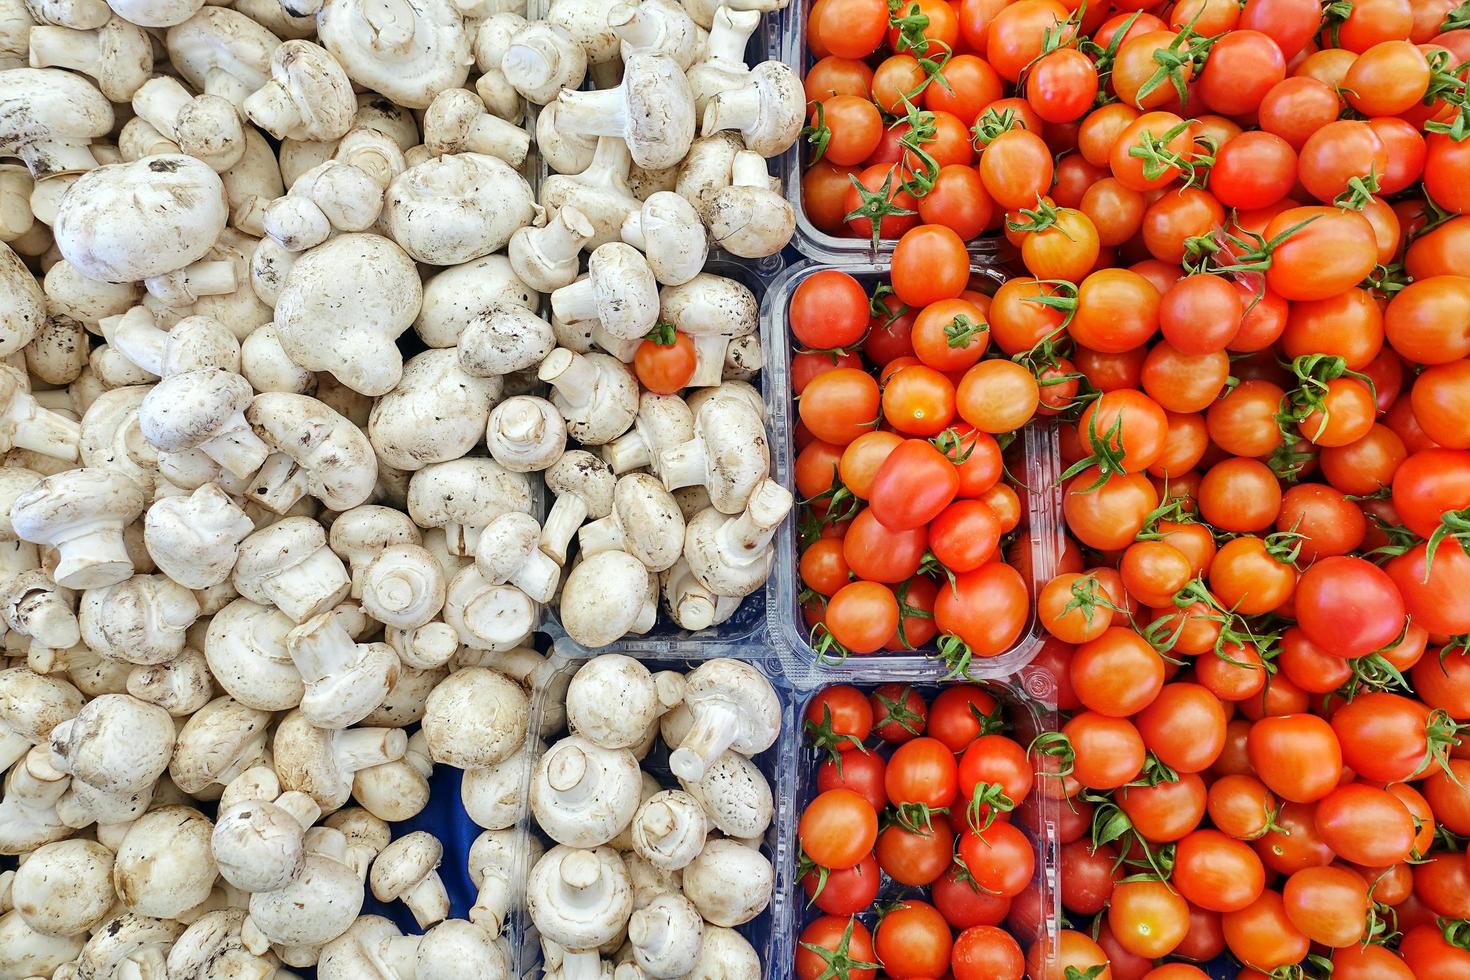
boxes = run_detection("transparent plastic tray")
[759,259,1065,687]
[764,0,1015,264]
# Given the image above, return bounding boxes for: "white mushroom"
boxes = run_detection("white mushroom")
[328,505,422,598]
[246,391,380,513]
[602,393,694,479]
[0,907,86,978]
[408,457,533,557]
[287,610,398,729]
[627,892,702,978]
[611,0,699,69]
[317,0,472,110]
[316,914,401,980]
[49,693,175,822]
[3,571,80,676]
[486,395,566,474]
[551,243,660,344]
[541,348,639,447]
[78,573,200,665]
[101,308,241,380]
[212,773,321,892]
[659,392,768,514]
[168,695,270,796]
[443,565,539,652]
[369,831,448,929]
[702,59,803,157]
[460,734,538,831]
[552,54,695,170]
[565,654,660,751]
[473,512,560,605]
[8,837,111,937]
[273,711,407,813]
[578,474,685,573]
[11,468,145,589]
[469,828,540,939]
[509,206,594,294]
[383,153,536,266]
[536,100,597,176]
[273,233,423,396]
[420,666,529,769]
[380,918,511,979]
[126,648,214,718]
[131,76,244,174]
[685,6,759,115]
[165,7,278,111]
[667,659,779,782]
[353,729,433,822]
[680,750,772,839]
[532,734,642,850]
[684,478,791,597]
[658,273,759,388]
[53,155,227,284]
[233,517,352,624]
[458,303,557,377]
[707,150,794,257]
[674,132,742,223]
[540,137,642,248]
[243,825,364,952]
[415,253,538,350]
[113,804,217,918]
[244,39,355,142]
[527,846,633,980]
[0,747,71,855]
[359,544,446,631]
[425,87,531,165]
[540,450,616,565]
[630,790,706,872]
[501,20,585,104]
[27,14,151,102]
[471,11,528,122]
[166,908,279,980]
[620,192,708,287]
[559,550,658,648]
[204,598,304,711]
[680,838,771,927]
[685,926,760,980]
[138,369,267,485]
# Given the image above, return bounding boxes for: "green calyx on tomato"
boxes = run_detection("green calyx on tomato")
[964,781,1016,834]
[1063,967,1107,980]
[885,0,931,55]
[1363,261,1411,296]
[809,622,853,666]
[798,916,882,980]
[872,685,926,734]
[934,633,975,679]
[971,106,1019,149]
[1195,210,1321,278]
[802,99,832,165]
[1006,196,1065,235]
[1132,21,1220,110]
[844,169,917,251]
[943,313,987,349]
[1128,119,1204,186]
[1059,574,1126,630]
[1410,708,1465,782]
[643,321,676,346]
[1441,916,1470,951]
[889,800,947,835]
[1061,409,1131,490]
[805,704,870,759]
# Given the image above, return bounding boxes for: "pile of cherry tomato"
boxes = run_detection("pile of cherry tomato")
[795,683,1052,980]
[788,0,1470,976]
[790,249,1045,672]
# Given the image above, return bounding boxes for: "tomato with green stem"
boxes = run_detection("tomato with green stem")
[796,915,879,980]
[979,128,1056,211]
[843,164,921,245]
[958,733,1033,829]
[633,328,696,394]
[876,812,954,886]
[823,580,901,655]
[916,164,995,239]
[957,819,1035,898]
[804,685,873,754]
[934,563,1030,671]
[885,736,960,814]
[911,298,990,372]
[874,900,953,980]
[868,684,927,743]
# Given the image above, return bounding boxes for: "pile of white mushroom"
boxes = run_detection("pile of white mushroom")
[529,655,780,980]
[0,0,801,974]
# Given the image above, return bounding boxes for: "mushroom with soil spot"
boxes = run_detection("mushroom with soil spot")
[369,349,502,472]
[565,654,660,750]
[0,68,113,222]
[203,598,304,711]
[112,804,218,919]
[610,0,700,69]
[620,192,708,287]
[243,825,365,955]
[130,76,245,173]
[682,477,792,597]
[2,571,80,676]
[707,150,795,257]
[421,666,529,769]
[353,729,433,822]
[658,392,769,516]
[540,137,642,248]
[26,14,152,102]
[527,846,633,980]
[602,392,695,478]
[560,550,659,648]
[667,658,779,782]
[383,153,537,267]
[551,242,660,344]
[11,468,146,589]
[317,0,472,110]
[166,908,280,980]
[164,7,278,111]
[316,914,401,980]
[244,39,356,142]
[10,838,113,937]
[407,457,533,557]
[457,303,558,378]
[540,349,639,448]
[233,517,352,624]
[0,668,84,770]
[0,908,85,977]
[679,750,772,838]
[78,573,200,666]
[168,695,271,797]
[415,253,538,350]
[0,242,44,359]
[425,87,531,165]
[0,746,71,855]
[125,648,213,718]
[578,473,686,572]
[551,54,695,170]
[629,790,706,872]
[244,391,380,514]
[486,395,566,474]
[510,206,595,294]
[627,892,702,978]
[460,735,539,831]
[656,273,759,388]
[272,233,423,397]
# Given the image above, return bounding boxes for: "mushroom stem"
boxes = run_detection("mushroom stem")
[131,77,191,131]
[706,6,758,63]
[608,3,662,48]
[669,701,738,781]
[701,85,761,138]
[538,348,598,414]
[562,951,604,980]
[686,334,729,387]
[580,137,634,189]
[336,727,409,774]
[463,112,533,161]
[25,26,101,76]
[286,614,359,685]
[575,515,624,557]
[540,493,590,566]
[144,259,238,308]
[553,88,630,141]
[602,430,653,474]
[240,86,306,142]
[203,65,254,108]
[248,452,309,511]
[2,393,80,461]
[549,278,600,324]
[658,439,709,493]
[50,522,133,591]
[664,559,717,631]
[470,867,512,938]
[402,874,451,928]
[0,730,26,771]
[730,149,769,189]
[377,936,420,977]
[521,207,593,274]
[714,480,789,558]
[100,308,165,377]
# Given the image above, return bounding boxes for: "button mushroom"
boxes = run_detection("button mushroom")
[112,804,218,919]
[168,695,271,797]
[707,150,795,258]
[380,918,511,978]
[667,659,779,782]
[619,192,708,287]
[535,99,597,176]
[486,395,566,474]
[532,735,642,848]
[407,457,533,556]
[244,39,356,142]
[11,468,146,589]
[204,598,304,711]
[680,837,771,927]
[509,206,595,294]
[657,273,759,388]
[78,573,199,666]
[578,473,685,572]
[369,349,502,472]
[685,6,759,116]
[353,729,433,822]
[27,14,152,103]
[540,136,642,248]
[630,789,707,872]
[680,750,773,839]
[212,773,322,892]
[273,710,407,813]
[683,477,792,597]
[243,825,365,955]
[471,11,529,122]
[559,550,658,648]
[469,827,541,939]
[318,0,472,110]
[527,846,633,980]
[415,253,538,350]
[540,349,639,448]
[137,369,267,486]
[552,54,694,170]
[421,666,529,769]
[130,75,244,173]
[658,392,768,516]
[500,20,586,104]
[628,892,703,978]
[602,392,695,479]
[457,303,558,378]
[233,517,352,624]
[101,307,242,380]
[367,830,449,929]
[48,692,175,824]
[565,654,660,751]
[383,153,537,266]
[443,564,539,653]
[287,610,399,729]
[611,0,699,69]
[701,59,803,157]
[164,7,278,112]
[245,391,379,513]
[551,242,660,344]
[460,734,539,831]
[425,87,531,166]
[317,914,401,979]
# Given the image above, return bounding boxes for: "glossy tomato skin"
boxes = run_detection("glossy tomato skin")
[796,916,878,980]
[802,853,882,915]
[817,749,887,813]
[874,900,953,980]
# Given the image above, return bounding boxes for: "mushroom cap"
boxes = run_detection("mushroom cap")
[164,7,277,98]
[168,695,271,794]
[112,805,218,919]
[407,457,533,529]
[415,919,506,977]
[246,838,364,947]
[245,392,380,511]
[0,242,44,357]
[680,838,772,927]
[164,909,256,978]
[526,845,633,951]
[619,54,696,170]
[415,253,538,350]
[317,914,402,979]
[530,735,642,848]
[11,839,115,938]
[49,693,175,794]
[0,667,85,743]
[233,515,328,584]
[682,658,780,755]
[249,39,355,141]
[368,348,501,471]
[91,17,154,101]
[212,798,309,892]
[421,666,530,769]
[384,153,536,265]
[559,550,656,648]
[610,473,684,571]
[630,192,707,286]
[565,654,658,750]
[317,0,472,109]
[707,184,794,258]
[328,504,422,561]
[681,750,772,839]
[78,573,201,666]
[138,368,252,453]
[545,450,615,515]
[424,86,486,153]
[53,156,228,283]
[370,830,443,900]
[0,69,114,168]
[11,467,147,546]
[474,511,541,582]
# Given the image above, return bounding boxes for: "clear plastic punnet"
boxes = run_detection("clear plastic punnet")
[759,259,1066,688]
